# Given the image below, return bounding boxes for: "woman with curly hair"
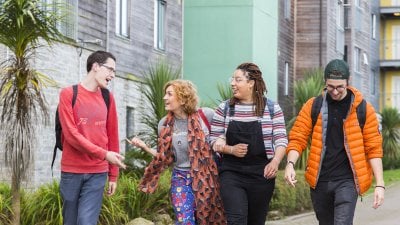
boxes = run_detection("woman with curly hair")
[128,79,226,225]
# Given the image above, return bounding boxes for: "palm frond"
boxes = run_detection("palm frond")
[380,107,400,163]
[139,61,180,146]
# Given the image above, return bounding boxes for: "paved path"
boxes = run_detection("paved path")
[267,182,400,225]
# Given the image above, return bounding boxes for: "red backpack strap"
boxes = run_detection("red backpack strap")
[198,108,210,132]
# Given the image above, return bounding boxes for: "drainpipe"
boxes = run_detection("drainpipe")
[106,0,110,51]
[319,0,323,67]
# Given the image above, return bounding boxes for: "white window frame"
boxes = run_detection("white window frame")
[284,62,289,96]
[42,0,78,40]
[154,0,166,51]
[370,69,376,95]
[354,47,361,73]
[284,0,291,20]
[371,14,376,40]
[116,0,129,38]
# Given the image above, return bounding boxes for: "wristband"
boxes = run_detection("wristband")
[287,160,295,167]
[375,185,385,190]
[230,146,233,154]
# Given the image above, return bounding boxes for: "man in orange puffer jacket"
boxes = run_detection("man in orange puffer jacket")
[285,59,384,225]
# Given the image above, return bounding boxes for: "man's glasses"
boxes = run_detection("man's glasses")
[100,64,116,74]
[326,84,346,92]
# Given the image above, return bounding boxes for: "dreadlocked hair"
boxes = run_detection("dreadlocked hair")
[230,62,267,117]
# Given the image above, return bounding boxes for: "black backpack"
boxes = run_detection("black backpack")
[51,85,110,169]
[311,95,366,131]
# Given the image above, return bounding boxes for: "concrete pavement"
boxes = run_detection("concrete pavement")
[267,182,400,225]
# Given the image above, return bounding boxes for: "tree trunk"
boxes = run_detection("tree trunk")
[11,176,20,225]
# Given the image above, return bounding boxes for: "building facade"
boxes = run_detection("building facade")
[183,0,280,104]
[0,0,183,188]
[380,0,400,111]
[277,0,380,119]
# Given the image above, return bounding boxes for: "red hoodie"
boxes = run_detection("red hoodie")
[58,84,120,181]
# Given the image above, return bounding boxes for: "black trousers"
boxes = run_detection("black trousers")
[310,179,358,225]
[220,170,275,225]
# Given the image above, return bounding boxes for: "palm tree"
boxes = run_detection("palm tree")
[140,61,181,144]
[0,0,64,224]
[380,107,400,169]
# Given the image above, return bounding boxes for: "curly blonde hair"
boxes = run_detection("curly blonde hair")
[164,79,199,115]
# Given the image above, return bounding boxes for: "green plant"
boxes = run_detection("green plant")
[21,181,62,225]
[380,107,400,169]
[288,68,324,169]
[0,183,12,225]
[99,188,129,225]
[0,0,65,224]
[139,61,180,146]
[269,171,312,218]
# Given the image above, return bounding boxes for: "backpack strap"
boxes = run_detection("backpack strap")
[311,94,366,132]
[223,99,231,119]
[72,84,78,107]
[266,98,275,118]
[198,108,210,132]
[356,99,366,131]
[311,95,323,128]
[100,88,110,110]
[52,85,79,171]
[224,98,275,119]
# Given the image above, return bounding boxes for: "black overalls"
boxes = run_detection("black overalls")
[219,109,275,225]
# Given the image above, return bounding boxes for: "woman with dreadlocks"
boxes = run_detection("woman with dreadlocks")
[128,79,226,225]
[210,62,288,225]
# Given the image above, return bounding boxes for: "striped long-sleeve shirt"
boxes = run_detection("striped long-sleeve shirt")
[210,100,288,159]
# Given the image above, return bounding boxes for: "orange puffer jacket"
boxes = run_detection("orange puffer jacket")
[287,86,383,195]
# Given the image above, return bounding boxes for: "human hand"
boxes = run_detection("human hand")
[126,137,147,149]
[105,151,126,169]
[231,144,248,158]
[372,186,385,209]
[264,158,280,179]
[213,137,226,152]
[284,163,297,187]
[107,181,117,196]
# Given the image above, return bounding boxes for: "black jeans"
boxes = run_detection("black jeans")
[220,171,275,225]
[310,179,358,225]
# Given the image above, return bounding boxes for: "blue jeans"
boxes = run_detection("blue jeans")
[310,179,358,225]
[60,172,107,225]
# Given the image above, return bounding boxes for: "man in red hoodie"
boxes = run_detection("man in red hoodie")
[58,51,126,225]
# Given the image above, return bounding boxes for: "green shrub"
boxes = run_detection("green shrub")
[380,107,400,169]
[21,181,62,225]
[118,170,173,220]
[269,171,312,217]
[0,183,12,225]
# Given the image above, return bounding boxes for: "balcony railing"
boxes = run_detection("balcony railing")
[380,39,400,60]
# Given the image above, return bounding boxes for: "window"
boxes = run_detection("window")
[116,0,130,37]
[284,62,289,96]
[42,0,78,40]
[284,0,291,20]
[126,107,135,151]
[336,1,345,54]
[371,14,376,39]
[354,47,361,72]
[155,0,166,50]
[370,70,376,95]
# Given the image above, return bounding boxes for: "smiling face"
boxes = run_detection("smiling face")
[94,58,116,89]
[163,85,184,114]
[325,79,348,101]
[230,69,254,102]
